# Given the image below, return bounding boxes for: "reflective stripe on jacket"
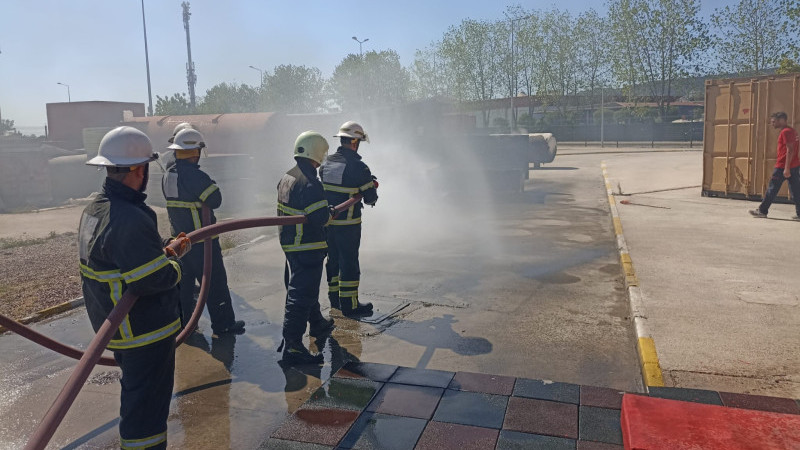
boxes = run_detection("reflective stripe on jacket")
[162,159,221,236]
[277,161,330,252]
[79,179,182,351]
[319,147,378,226]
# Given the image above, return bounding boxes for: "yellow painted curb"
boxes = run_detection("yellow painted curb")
[0,297,84,335]
[36,302,73,318]
[602,161,664,389]
[638,337,665,387]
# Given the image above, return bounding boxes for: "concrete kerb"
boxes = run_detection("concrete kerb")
[601,161,665,389]
[0,297,85,334]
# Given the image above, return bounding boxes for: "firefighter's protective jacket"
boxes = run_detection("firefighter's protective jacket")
[161,159,221,235]
[319,147,378,225]
[277,160,330,252]
[78,178,182,351]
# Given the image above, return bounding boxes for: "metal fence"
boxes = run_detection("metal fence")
[543,122,703,143]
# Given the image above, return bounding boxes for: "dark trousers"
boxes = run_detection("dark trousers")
[283,250,326,342]
[114,336,175,450]
[759,167,800,215]
[326,224,362,309]
[179,238,236,333]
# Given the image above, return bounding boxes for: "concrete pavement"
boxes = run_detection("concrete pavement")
[0,150,642,449]
[602,150,800,397]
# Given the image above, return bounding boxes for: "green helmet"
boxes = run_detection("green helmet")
[294,131,329,164]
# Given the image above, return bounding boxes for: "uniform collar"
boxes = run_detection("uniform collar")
[336,146,362,160]
[102,178,148,204]
[176,158,200,168]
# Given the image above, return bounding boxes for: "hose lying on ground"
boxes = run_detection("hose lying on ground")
[16,195,362,450]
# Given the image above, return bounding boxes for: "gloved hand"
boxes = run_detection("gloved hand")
[165,232,192,258]
[329,206,338,217]
[372,175,379,189]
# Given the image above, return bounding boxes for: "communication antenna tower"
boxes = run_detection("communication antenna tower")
[182,2,197,111]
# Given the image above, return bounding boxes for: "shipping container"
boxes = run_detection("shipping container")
[703,74,800,200]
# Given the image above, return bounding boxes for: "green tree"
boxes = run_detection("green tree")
[331,49,411,112]
[576,10,612,106]
[710,0,797,75]
[199,82,260,114]
[155,93,192,115]
[410,44,444,100]
[261,64,327,113]
[1,118,16,135]
[777,57,800,74]
[440,19,503,125]
[608,0,708,118]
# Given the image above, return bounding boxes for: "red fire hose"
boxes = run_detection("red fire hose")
[15,195,361,450]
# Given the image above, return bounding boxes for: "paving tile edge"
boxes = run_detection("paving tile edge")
[601,162,664,390]
[0,297,84,334]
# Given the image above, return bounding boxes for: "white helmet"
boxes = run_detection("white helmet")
[168,128,206,151]
[87,126,157,167]
[294,131,329,164]
[334,121,369,143]
[168,122,195,143]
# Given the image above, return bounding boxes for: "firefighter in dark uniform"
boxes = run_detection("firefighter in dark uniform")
[80,126,191,449]
[277,131,336,364]
[320,121,379,317]
[162,128,245,335]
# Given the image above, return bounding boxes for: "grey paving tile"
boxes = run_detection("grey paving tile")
[647,386,722,406]
[513,378,580,404]
[305,378,381,411]
[719,391,800,415]
[577,441,623,450]
[496,430,576,450]
[365,383,444,420]
[259,438,333,449]
[338,412,427,449]
[388,366,455,388]
[449,371,515,396]
[432,390,508,429]
[578,406,622,445]
[333,361,398,383]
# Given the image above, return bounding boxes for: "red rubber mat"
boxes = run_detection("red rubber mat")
[621,393,800,450]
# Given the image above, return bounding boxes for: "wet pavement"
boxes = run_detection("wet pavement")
[0,152,642,449]
[263,361,800,449]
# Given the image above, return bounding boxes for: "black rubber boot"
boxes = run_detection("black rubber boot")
[340,299,373,318]
[213,320,245,336]
[309,318,335,338]
[282,340,324,365]
[329,292,341,310]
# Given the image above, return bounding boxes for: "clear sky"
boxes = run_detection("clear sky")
[1,0,730,130]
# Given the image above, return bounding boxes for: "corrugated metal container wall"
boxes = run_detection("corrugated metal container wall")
[703,74,800,200]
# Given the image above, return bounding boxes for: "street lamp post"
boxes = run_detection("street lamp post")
[57,82,71,102]
[249,65,264,87]
[352,36,369,111]
[352,36,369,58]
[601,87,605,148]
[508,14,534,130]
[141,0,154,116]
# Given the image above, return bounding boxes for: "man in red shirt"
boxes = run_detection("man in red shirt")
[750,112,800,219]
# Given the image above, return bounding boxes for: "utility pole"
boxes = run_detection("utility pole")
[182,2,197,111]
[141,0,153,116]
[601,87,605,148]
[507,15,533,130]
[352,36,369,111]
